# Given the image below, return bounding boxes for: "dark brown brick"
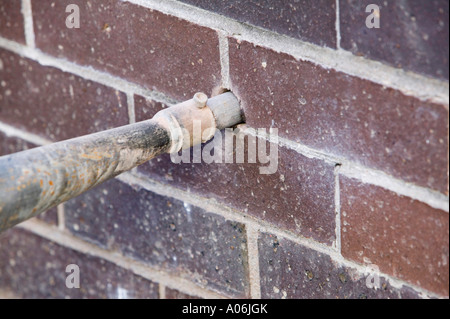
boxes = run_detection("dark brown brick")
[0,49,128,141]
[134,95,167,122]
[259,232,421,299]
[64,178,249,297]
[0,0,25,44]
[166,288,200,299]
[340,0,449,80]
[0,132,58,225]
[229,39,449,194]
[135,96,336,246]
[178,0,337,48]
[32,0,221,101]
[340,176,449,296]
[137,129,336,245]
[35,207,58,225]
[0,228,159,298]
[0,133,35,157]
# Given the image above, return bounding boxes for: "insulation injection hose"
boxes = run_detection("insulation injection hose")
[0,92,243,232]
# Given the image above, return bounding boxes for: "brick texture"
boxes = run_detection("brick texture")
[34,205,58,226]
[134,95,167,122]
[0,132,58,225]
[259,232,421,299]
[136,123,336,245]
[340,0,449,80]
[0,0,25,44]
[0,49,128,141]
[166,288,200,299]
[0,0,447,299]
[32,0,221,101]
[0,228,159,299]
[64,178,249,297]
[229,39,449,194]
[135,95,336,247]
[0,133,36,158]
[179,0,337,48]
[340,176,449,296]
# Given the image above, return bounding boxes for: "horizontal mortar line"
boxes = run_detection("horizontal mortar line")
[20,201,444,300]
[242,127,449,211]
[0,11,443,298]
[1,28,448,110]
[0,36,446,210]
[123,0,449,106]
[0,119,447,214]
[0,147,439,299]
[340,164,449,213]
[0,37,178,107]
[117,171,339,257]
[116,173,443,299]
[1,125,445,297]
[18,219,229,300]
[0,121,52,146]
[241,126,342,164]
[1,37,445,210]
[305,241,444,299]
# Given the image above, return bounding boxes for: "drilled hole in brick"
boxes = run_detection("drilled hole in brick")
[211,85,230,97]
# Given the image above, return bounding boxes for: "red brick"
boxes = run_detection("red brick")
[259,232,421,299]
[137,128,336,245]
[178,0,337,48]
[340,0,449,80]
[229,39,449,194]
[134,95,167,122]
[0,132,58,225]
[0,0,25,44]
[136,95,336,244]
[0,228,159,298]
[134,96,336,246]
[32,0,221,101]
[64,178,250,297]
[0,49,128,141]
[340,176,449,296]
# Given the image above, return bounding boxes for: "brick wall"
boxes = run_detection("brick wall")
[0,0,448,299]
